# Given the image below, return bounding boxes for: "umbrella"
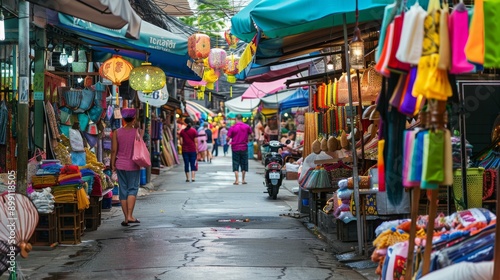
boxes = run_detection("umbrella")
[225,96,260,113]
[240,77,289,100]
[280,88,309,111]
[185,101,215,121]
[231,0,391,42]
[29,0,142,39]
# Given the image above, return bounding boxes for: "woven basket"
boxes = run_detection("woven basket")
[360,66,383,102]
[337,72,359,104]
[328,168,352,188]
[452,168,484,211]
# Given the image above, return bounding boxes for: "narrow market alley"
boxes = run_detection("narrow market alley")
[14,155,375,280]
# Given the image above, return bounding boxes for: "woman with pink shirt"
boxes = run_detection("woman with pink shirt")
[111,108,141,227]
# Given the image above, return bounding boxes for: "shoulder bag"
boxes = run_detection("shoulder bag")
[132,129,151,168]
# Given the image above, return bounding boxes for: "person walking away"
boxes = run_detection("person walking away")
[179,117,199,182]
[254,116,265,160]
[212,123,219,157]
[220,124,228,156]
[204,123,213,163]
[197,128,208,162]
[227,114,253,185]
[111,108,141,227]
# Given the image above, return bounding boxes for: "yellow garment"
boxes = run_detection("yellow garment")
[464,0,484,64]
[238,39,257,73]
[77,187,90,211]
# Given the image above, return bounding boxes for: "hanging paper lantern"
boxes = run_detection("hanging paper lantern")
[224,29,239,49]
[129,62,166,93]
[224,55,240,83]
[202,58,218,90]
[188,33,211,60]
[98,55,133,85]
[208,48,227,70]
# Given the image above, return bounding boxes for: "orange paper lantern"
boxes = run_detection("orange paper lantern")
[99,55,133,85]
[188,33,211,60]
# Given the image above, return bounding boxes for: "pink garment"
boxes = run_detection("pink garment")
[227,121,253,151]
[197,131,208,152]
[115,128,140,171]
[449,8,474,74]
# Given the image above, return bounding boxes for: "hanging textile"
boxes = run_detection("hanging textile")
[396,2,427,65]
[449,3,474,74]
[483,0,500,68]
[376,2,397,62]
[465,0,484,65]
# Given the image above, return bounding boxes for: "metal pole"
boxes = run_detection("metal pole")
[458,84,468,207]
[17,1,30,193]
[343,13,363,255]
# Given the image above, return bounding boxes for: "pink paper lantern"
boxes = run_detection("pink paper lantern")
[208,48,227,70]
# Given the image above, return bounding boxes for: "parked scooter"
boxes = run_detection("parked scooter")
[262,140,286,199]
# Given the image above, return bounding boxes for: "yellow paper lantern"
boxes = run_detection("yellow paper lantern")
[129,62,166,93]
[99,55,133,85]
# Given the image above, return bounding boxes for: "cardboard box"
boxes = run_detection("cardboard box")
[286,171,298,180]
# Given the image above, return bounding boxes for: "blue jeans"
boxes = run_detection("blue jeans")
[182,151,197,172]
[212,139,219,156]
[117,169,140,200]
[223,144,229,155]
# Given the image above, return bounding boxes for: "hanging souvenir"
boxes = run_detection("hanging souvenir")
[376,3,398,63]
[387,12,411,73]
[465,0,484,65]
[421,129,445,189]
[449,2,474,74]
[360,64,383,102]
[399,67,425,116]
[374,21,394,77]
[483,0,500,68]
[336,72,360,104]
[402,129,418,188]
[396,2,427,65]
[437,3,450,70]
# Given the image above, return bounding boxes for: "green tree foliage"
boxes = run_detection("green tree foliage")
[179,0,234,37]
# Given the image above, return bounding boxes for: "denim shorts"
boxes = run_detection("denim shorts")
[117,169,140,200]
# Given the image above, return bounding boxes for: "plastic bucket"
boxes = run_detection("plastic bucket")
[302,198,309,206]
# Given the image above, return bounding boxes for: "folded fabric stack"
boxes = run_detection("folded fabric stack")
[32,160,63,189]
[30,187,55,213]
[52,185,78,203]
[31,175,58,189]
[80,168,96,195]
[53,165,83,203]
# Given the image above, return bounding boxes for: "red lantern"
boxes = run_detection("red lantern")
[208,48,227,70]
[188,33,211,60]
[99,55,133,85]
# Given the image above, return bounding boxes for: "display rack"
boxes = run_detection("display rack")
[29,212,57,247]
[85,196,102,231]
[56,202,84,244]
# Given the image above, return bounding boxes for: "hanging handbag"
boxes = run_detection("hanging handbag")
[483,0,500,68]
[59,106,72,125]
[396,2,427,65]
[77,113,90,132]
[449,3,474,74]
[437,3,450,70]
[360,64,383,102]
[88,102,103,123]
[399,67,422,116]
[387,13,411,73]
[132,129,151,168]
[75,88,95,113]
[69,128,85,152]
[64,89,83,111]
[465,0,484,65]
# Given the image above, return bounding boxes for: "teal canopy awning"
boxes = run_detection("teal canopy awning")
[231,0,393,43]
